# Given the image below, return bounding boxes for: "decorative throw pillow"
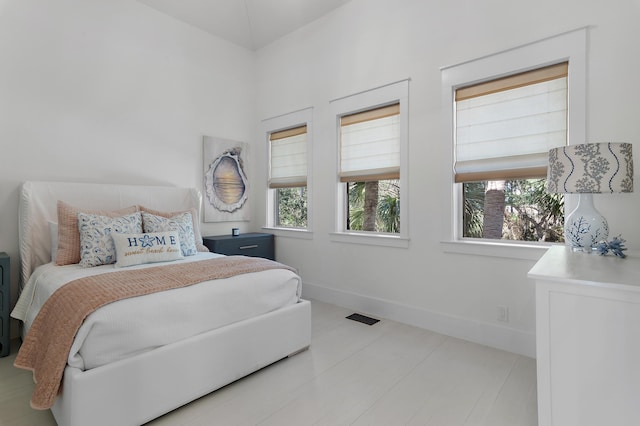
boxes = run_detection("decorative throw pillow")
[49,221,58,262]
[55,200,138,265]
[142,211,197,256]
[112,231,183,268]
[78,212,143,268]
[138,206,209,252]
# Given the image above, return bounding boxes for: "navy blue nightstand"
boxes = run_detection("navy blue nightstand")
[203,233,275,260]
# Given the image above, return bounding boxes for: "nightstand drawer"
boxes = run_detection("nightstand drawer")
[203,233,275,260]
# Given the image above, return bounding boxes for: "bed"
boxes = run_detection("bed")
[11,181,311,426]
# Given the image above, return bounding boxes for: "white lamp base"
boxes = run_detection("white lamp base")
[564,193,609,251]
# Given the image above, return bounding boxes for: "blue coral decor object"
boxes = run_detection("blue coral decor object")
[596,235,628,258]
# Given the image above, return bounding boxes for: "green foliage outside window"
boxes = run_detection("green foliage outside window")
[463,178,564,242]
[276,187,307,228]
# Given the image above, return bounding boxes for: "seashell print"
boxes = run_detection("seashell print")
[212,155,245,204]
[205,149,248,213]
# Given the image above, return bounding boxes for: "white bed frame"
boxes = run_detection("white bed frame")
[18,181,311,426]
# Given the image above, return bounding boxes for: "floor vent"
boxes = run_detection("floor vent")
[346,313,380,326]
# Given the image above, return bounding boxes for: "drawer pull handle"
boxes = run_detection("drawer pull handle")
[239,244,259,250]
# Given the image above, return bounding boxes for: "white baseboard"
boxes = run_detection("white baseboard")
[302,281,536,358]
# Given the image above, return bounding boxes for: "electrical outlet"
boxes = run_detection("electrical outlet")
[497,306,509,322]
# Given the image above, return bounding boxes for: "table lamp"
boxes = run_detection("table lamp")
[547,142,634,250]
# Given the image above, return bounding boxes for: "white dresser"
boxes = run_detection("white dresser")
[529,246,640,426]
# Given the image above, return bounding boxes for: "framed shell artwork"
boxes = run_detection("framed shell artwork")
[203,136,250,222]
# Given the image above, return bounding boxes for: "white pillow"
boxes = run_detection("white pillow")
[78,212,143,267]
[112,231,183,268]
[141,211,197,256]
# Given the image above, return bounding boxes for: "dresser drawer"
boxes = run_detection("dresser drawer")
[203,233,274,260]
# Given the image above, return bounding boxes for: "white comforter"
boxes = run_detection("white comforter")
[11,253,302,370]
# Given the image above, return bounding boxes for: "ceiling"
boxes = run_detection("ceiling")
[136,0,352,50]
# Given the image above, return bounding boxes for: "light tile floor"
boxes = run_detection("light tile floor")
[0,300,537,425]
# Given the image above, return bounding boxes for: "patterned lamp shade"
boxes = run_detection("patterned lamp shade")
[547,142,634,250]
[547,142,634,194]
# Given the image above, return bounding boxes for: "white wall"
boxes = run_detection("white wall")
[0,0,256,337]
[254,0,640,356]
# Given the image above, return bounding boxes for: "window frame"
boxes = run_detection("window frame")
[440,28,587,259]
[329,79,410,248]
[262,107,313,239]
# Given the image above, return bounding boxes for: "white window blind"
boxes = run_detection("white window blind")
[269,125,307,188]
[454,62,568,183]
[339,103,400,182]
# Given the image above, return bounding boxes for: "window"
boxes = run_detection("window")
[340,104,400,233]
[263,108,312,232]
[330,80,409,246]
[441,27,587,253]
[270,125,307,228]
[455,63,568,242]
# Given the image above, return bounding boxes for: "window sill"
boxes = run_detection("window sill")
[262,227,314,240]
[329,232,410,248]
[441,239,555,261]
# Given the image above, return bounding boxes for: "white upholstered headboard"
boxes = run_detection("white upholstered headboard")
[19,181,203,285]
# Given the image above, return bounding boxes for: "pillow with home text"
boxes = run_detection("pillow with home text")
[112,231,183,267]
